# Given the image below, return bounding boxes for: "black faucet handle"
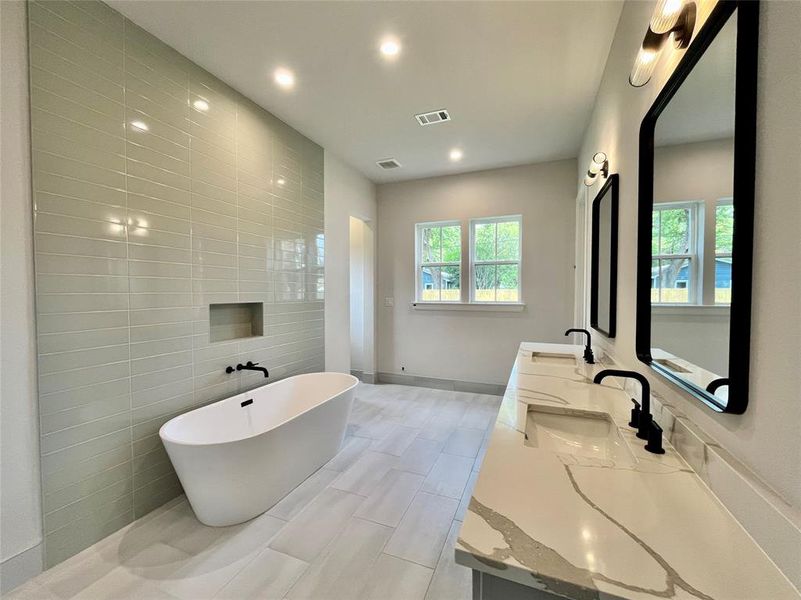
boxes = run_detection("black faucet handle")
[644,421,666,455]
[246,361,260,367]
[637,410,653,441]
[629,399,641,429]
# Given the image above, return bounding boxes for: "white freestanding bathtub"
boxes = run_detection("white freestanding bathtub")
[159,372,358,526]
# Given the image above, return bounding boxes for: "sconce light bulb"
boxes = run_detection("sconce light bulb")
[592,152,608,166]
[584,173,597,187]
[629,46,660,87]
[650,0,683,34]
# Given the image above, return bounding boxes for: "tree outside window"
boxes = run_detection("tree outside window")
[471,217,521,303]
[651,204,695,303]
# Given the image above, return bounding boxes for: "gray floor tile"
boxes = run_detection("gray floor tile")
[442,428,484,458]
[266,468,339,521]
[425,521,472,600]
[214,548,308,600]
[284,518,392,600]
[330,451,398,496]
[324,436,372,472]
[419,414,457,443]
[371,424,421,456]
[455,470,479,522]
[384,492,458,568]
[397,438,443,475]
[421,453,474,499]
[2,581,59,600]
[354,469,424,527]
[360,554,433,600]
[159,514,286,599]
[269,488,363,562]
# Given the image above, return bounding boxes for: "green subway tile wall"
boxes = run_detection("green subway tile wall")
[28,0,325,567]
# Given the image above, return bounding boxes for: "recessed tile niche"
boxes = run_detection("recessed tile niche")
[210,302,264,342]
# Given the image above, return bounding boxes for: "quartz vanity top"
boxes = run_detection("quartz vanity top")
[455,342,799,600]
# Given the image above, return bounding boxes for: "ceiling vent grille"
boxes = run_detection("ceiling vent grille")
[376,158,402,170]
[415,109,451,126]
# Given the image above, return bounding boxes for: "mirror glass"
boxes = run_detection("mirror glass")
[650,13,736,406]
[591,175,617,337]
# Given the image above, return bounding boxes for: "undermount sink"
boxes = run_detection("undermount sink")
[530,352,576,366]
[524,407,635,465]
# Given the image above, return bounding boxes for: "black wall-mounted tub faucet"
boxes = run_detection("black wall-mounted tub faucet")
[564,328,595,364]
[225,361,269,378]
[593,369,654,442]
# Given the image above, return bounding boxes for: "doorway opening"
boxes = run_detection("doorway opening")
[349,216,375,381]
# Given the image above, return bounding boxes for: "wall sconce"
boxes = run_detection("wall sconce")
[629,0,696,87]
[584,152,608,187]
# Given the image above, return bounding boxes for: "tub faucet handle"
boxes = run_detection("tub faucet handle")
[237,361,269,378]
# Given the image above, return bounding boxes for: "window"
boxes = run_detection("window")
[651,203,697,303]
[415,215,522,304]
[715,201,733,304]
[416,222,461,302]
[471,216,522,303]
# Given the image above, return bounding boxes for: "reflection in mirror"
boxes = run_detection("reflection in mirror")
[591,174,618,337]
[650,12,736,406]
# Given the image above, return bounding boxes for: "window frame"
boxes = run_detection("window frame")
[414,220,462,303]
[468,215,523,304]
[713,198,733,305]
[651,201,700,304]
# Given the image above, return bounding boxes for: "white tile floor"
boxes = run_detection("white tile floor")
[8,383,501,600]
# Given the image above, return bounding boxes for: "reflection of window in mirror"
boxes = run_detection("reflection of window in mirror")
[715,199,733,304]
[651,202,698,304]
[651,198,734,307]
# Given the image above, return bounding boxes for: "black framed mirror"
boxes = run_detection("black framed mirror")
[591,174,618,338]
[636,1,758,414]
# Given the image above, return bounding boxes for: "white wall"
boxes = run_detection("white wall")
[0,0,44,591]
[579,0,801,509]
[349,217,365,371]
[377,160,576,385]
[323,151,377,376]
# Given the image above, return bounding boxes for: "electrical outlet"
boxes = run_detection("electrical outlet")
[384,297,394,307]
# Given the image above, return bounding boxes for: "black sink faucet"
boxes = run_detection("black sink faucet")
[564,328,595,364]
[593,369,654,440]
[226,361,269,378]
[705,378,729,394]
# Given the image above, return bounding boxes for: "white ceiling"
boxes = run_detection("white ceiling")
[108,1,623,183]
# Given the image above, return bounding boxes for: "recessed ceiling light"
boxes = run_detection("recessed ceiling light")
[449,148,463,162]
[274,68,295,89]
[276,178,286,186]
[380,38,401,58]
[130,120,149,132]
[193,99,209,112]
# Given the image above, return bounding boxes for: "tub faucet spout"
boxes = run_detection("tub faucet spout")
[229,361,269,378]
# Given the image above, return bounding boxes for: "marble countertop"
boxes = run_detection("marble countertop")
[455,342,799,600]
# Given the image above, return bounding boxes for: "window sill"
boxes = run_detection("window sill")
[652,304,731,316]
[411,302,526,312]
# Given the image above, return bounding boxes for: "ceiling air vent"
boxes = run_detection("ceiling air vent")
[376,158,402,170]
[415,109,451,126]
